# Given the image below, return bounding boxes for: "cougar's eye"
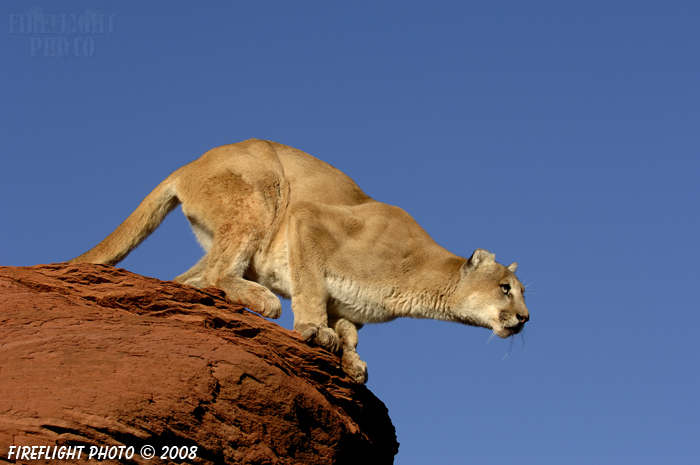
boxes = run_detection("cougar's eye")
[500,284,511,295]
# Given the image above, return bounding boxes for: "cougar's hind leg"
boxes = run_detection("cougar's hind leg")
[179,161,285,319]
[195,218,281,318]
[174,254,208,287]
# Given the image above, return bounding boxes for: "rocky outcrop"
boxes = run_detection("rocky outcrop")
[0,263,398,464]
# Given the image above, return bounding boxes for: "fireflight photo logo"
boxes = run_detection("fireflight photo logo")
[8,7,116,58]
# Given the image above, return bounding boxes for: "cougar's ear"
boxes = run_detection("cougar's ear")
[507,262,518,273]
[467,249,495,270]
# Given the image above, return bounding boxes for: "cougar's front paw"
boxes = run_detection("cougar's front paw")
[342,351,368,384]
[295,323,341,353]
[295,322,318,342]
[316,327,341,353]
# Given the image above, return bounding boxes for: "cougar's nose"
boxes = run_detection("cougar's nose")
[517,313,529,324]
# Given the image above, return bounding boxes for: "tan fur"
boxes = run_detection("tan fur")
[70,139,529,383]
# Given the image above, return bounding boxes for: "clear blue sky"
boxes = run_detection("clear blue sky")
[3,1,699,463]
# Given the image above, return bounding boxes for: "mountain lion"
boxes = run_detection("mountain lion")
[70,139,529,383]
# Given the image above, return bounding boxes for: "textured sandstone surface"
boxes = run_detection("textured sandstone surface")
[0,263,398,464]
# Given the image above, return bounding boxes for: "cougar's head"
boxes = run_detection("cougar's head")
[451,249,529,337]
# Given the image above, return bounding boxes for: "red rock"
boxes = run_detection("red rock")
[0,263,398,464]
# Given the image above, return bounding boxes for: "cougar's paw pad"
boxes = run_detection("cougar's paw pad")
[342,352,368,384]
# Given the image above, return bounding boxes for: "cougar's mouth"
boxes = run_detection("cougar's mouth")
[494,324,522,338]
[505,321,526,336]
[495,312,528,338]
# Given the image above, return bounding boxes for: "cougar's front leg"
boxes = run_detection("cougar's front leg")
[287,204,340,353]
[332,317,368,384]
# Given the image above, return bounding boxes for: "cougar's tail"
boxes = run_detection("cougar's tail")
[69,177,180,266]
